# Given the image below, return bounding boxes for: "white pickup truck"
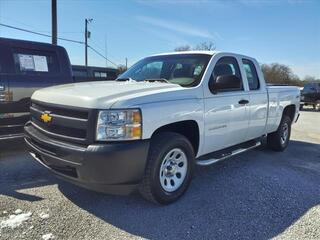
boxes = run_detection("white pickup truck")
[24,51,300,204]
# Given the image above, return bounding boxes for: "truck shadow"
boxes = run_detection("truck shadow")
[58,140,320,240]
[0,141,57,202]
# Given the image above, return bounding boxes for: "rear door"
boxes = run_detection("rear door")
[241,58,268,140]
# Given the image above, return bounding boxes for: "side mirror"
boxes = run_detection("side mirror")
[209,75,241,93]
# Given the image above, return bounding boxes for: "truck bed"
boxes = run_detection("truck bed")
[266,85,300,134]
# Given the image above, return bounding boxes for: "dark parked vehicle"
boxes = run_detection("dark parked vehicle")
[72,65,119,82]
[300,82,320,110]
[0,37,73,140]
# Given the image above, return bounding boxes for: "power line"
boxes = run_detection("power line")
[0,22,119,66]
[87,45,118,67]
[0,23,84,44]
[90,39,123,64]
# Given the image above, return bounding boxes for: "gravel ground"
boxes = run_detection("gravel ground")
[0,110,319,240]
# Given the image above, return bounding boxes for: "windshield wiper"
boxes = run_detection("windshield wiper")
[116,77,137,82]
[144,78,172,84]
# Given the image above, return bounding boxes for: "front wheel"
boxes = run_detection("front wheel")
[267,115,292,151]
[139,132,194,204]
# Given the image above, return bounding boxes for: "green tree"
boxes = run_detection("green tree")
[261,63,303,87]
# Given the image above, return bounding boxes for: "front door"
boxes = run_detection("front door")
[203,56,250,154]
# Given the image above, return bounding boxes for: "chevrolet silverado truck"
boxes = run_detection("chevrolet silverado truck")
[24,51,300,204]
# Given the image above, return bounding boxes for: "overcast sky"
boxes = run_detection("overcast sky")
[0,0,319,79]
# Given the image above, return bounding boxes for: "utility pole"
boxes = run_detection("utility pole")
[85,18,92,67]
[105,34,108,68]
[51,0,57,45]
[125,58,128,70]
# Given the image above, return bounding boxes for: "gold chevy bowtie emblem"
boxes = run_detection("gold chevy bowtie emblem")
[40,112,52,123]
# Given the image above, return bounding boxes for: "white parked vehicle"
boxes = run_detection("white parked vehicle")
[25,51,300,204]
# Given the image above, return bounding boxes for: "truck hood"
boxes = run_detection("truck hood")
[31,81,194,109]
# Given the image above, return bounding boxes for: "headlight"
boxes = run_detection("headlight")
[96,109,142,141]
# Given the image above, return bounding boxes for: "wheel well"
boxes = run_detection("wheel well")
[283,105,296,122]
[152,120,200,155]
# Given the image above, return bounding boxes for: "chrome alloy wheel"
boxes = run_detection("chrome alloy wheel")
[159,148,188,192]
[281,122,289,145]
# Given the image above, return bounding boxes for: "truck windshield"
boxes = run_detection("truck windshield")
[117,54,212,87]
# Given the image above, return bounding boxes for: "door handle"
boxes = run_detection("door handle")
[238,99,249,105]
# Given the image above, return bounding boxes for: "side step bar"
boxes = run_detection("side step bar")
[196,141,261,166]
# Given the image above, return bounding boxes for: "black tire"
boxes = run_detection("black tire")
[267,115,292,151]
[139,132,195,204]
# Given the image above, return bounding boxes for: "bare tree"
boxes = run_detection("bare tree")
[117,64,127,74]
[174,45,192,52]
[174,41,215,52]
[194,41,215,51]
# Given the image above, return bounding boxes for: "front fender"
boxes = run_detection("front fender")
[140,99,205,157]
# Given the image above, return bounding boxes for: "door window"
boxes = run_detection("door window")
[242,59,260,90]
[210,56,243,92]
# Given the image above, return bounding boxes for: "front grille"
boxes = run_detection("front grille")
[30,101,90,143]
[32,102,88,119]
[31,117,87,139]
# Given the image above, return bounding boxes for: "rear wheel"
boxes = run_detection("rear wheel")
[267,115,292,151]
[139,132,194,204]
